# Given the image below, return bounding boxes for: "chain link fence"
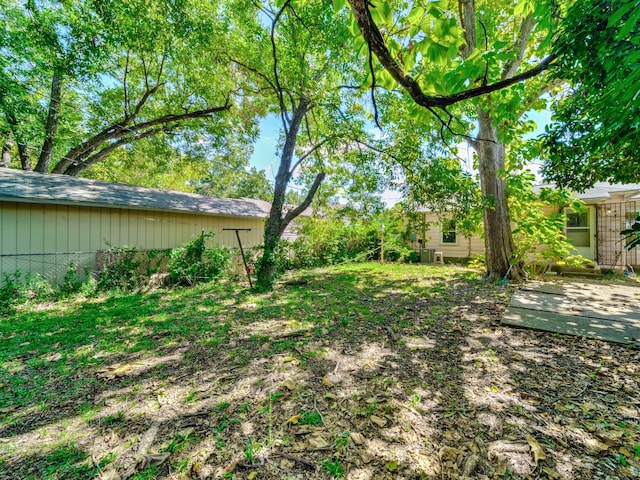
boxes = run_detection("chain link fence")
[0,251,97,286]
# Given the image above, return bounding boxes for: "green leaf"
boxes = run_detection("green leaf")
[332,0,346,13]
[617,5,640,39]
[377,69,397,90]
[608,1,635,27]
[407,6,425,24]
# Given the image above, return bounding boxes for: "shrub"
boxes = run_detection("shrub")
[285,208,415,269]
[0,271,28,315]
[96,246,146,291]
[167,232,231,285]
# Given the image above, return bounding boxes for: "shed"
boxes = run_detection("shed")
[0,169,269,285]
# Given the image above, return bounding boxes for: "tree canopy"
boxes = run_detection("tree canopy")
[341,0,563,280]
[0,0,252,176]
[541,0,640,191]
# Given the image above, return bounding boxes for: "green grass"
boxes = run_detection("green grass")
[0,262,505,478]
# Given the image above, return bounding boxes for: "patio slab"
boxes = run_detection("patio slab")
[501,279,640,344]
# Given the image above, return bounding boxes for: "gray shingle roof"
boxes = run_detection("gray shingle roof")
[0,168,269,218]
[534,182,640,202]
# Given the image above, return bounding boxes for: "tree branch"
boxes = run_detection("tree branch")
[54,101,231,174]
[271,0,292,132]
[124,51,131,117]
[289,137,331,175]
[347,0,555,110]
[5,111,32,170]
[458,0,476,59]
[226,55,278,92]
[280,172,326,233]
[63,127,164,176]
[35,69,63,173]
[502,14,535,80]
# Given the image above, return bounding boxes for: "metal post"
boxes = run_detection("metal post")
[223,228,253,288]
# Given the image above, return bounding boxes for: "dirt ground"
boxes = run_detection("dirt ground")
[1,265,639,479]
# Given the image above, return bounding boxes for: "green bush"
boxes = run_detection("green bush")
[0,271,55,315]
[286,209,416,269]
[168,233,231,285]
[97,246,146,291]
[0,272,28,315]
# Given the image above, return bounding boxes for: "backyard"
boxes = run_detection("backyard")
[1,263,639,479]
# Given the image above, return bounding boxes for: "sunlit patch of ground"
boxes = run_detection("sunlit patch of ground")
[1,263,639,479]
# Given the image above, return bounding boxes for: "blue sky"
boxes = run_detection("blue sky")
[249,109,554,205]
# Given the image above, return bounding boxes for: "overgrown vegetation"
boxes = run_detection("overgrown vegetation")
[0,233,231,314]
[281,207,417,270]
[1,263,639,479]
[508,172,590,274]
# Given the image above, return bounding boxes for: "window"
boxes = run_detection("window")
[441,219,457,244]
[565,208,590,247]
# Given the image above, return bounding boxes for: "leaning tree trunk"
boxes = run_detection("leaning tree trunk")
[475,107,525,281]
[256,98,311,291]
[35,70,63,173]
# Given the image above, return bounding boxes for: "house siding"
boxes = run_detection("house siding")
[0,201,264,285]
[408,212,484,260]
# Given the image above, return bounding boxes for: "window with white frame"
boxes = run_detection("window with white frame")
[441,219,457,244]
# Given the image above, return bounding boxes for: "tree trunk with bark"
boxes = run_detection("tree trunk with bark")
[35,70,63,173]
[255,97,326,291]
[475,108,525,281]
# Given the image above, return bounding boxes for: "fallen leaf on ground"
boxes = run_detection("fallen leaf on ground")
[141,452,170,468]
[322,375,334,387]
[45,352,62,362]
[287,414,301,425]
[526,434,546,463]
[370,415,387,427]
[385,460,398,472]
[306,432,330,450]
[282,379,296,390]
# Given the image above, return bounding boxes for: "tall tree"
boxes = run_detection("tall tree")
[227,0,368,289]
[0,0,245,176]
[343,0,561,280]
[541,0,640,190]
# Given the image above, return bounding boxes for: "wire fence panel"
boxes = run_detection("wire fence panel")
[0,251,97,286]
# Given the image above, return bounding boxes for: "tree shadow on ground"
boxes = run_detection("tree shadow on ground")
[1,263,639,479]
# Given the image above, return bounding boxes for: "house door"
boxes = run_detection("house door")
[565,206,596,259]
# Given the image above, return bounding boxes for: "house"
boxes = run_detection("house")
[0,169,270,285]
[409,183,640,271]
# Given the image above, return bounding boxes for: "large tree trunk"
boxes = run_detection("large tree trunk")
[35,70,63,173]
[475,107,525,281]
[256,97,325,291]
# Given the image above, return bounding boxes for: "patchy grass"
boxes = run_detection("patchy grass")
[0,263,639,479]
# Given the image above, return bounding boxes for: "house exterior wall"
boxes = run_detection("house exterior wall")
[407,212,484,261]
[0,201,265,285]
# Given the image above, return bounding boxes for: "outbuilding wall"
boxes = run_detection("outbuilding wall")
[0,201,265,285]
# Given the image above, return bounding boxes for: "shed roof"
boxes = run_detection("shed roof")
[0,168,269,219]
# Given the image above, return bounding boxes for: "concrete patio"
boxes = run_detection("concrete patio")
[502,278,640,344]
